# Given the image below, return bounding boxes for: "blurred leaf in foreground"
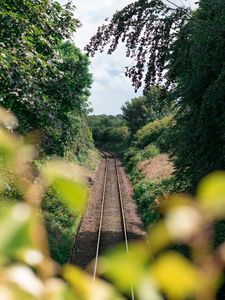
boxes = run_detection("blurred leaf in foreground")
[198,172,225,219]
[0,107,18,130]
[41,160,89,214]
[64,265,124,300]
[0,203,33,261]
[150,252,204,299]
[97,241,149,294]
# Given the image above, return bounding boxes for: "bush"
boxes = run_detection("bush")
[41,189,76,264]
[123,145,160,175]
[123,147,140,172]
[140,144,160,160]
[88,115,130,156]
[123,147,140,163]
[136,116,175,150]
[134,180,161,226]
[106,126,130,143]
[133,177,175,227]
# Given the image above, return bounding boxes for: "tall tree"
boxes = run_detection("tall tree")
[0,0,77,130]
[86,0,225,190]
[169,0,225,189]
[122,86,172,133]
[41,41,93,155]
[86,0,189,91]
[0,0,93,156]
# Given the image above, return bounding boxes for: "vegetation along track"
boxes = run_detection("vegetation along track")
[71,151,145,281]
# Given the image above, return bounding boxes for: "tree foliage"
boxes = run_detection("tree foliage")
[0,0,93,157]
[168,0,225,189]
[122,86,173,133]
[136,115,175,151]
[86,0,188,91]
[88,114,126,143]
[42,41,93,155]
[88,114,129,154]
[87,0,225,190]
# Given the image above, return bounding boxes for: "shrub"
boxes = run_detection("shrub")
[123,147,140,163]
[41,189,76,264]
[133,177,175,227]
[123,145,160,175]
[140,144,160,160]
[123,147,141,172]
[136,116,175,150]
[107,126,130,143]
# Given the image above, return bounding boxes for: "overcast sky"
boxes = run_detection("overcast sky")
[59,0,197,115]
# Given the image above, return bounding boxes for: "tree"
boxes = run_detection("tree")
[168,0,225,189]
[0,0,77,129]
[122,86,173,134]
[86,0,225,190]
[0,0,93,157]
[86,0,189,92]
[42,41,93,155]
[88,114,130,155]
[122,96,149,134]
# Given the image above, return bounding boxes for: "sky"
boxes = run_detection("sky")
[59,0,197,115]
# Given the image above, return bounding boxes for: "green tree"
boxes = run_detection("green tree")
[88,114,126,143]
[0,0,77,130]
[88,114,129,154]
[0,0,93,157]
[168,0,225,189]
[122,96,149,134]
[122,86,173,133]
[86,0,225,190]
[42,41,93,155]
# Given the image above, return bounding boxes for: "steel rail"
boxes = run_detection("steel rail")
[93,151,135,299]
[93,151,108,282]
[111,153,135,300]
[111,153,129,253]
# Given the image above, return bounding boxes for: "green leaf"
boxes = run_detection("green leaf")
[63,265,124,300]
[53,177,88,214]
[0,203,33,259]
[42,160,89,214]
[98,241,149,294]
[150,252,204,299]
[197,172,225,219]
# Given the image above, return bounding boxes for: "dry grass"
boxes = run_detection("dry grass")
[138,154,174,182]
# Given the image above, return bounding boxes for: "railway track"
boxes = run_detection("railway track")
[72,150,145,298]
[93,151,134,299]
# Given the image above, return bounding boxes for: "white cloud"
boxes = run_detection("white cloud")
[74,0,134,49]
[59,0,197,115]
[70,0,141,115]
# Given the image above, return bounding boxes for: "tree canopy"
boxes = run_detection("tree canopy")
[0,0,93,157]
[86,0,189,91]
[86,0,225,190]
[169,0,225,189]
[122,86,173,133]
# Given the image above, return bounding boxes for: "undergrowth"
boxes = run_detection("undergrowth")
[133,177,175,227]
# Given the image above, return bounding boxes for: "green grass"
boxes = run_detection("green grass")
[42,188,76,264]
[133,177,175,227]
